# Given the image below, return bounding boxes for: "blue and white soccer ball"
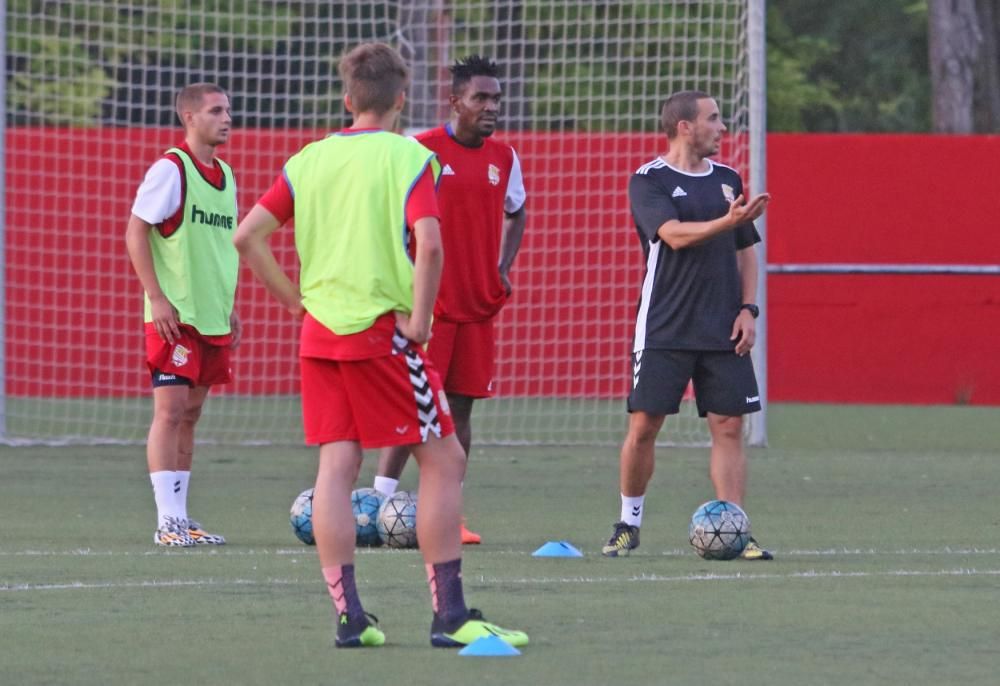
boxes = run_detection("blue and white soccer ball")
[351,487,385,547]
[377,490,418,549]
[689,499,750,560]
[290,488,315,545]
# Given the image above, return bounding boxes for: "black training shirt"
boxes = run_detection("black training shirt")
[628,156,761,351]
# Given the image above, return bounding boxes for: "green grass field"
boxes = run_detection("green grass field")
[2,404,999,686]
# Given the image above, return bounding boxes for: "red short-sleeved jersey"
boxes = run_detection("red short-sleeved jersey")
[414,125,524,322]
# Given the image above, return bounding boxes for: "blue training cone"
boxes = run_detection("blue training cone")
[459,635,522,656]
[532,540,584,557]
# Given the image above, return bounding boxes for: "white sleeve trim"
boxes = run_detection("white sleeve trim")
[504,147,526,214]
[131,158,182,225]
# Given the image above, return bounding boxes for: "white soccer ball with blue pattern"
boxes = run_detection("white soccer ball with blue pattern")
[351,487,385,547]
[377,490,418,549]
[290,488,315,545]
[689,499,750,560]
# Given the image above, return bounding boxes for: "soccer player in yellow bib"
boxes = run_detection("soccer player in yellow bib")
[126,83,239,548]
[234,43,528,649]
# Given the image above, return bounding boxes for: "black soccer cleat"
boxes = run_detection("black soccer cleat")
[740,536,774,561]
[334,611,386,648]
[602,521,640,557]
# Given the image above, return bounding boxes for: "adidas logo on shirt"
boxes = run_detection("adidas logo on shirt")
[441,164,456,176]
[671,186,687,198]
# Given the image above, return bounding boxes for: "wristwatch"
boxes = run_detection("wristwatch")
[739,303,760,318]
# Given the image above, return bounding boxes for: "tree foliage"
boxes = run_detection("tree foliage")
[466,1,749,132]
[11,0,986,133]
[6,0,752,132]
[767,0,931,132]
[7,0,304,126]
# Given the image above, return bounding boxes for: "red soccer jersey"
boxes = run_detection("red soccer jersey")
[415,124,524,322]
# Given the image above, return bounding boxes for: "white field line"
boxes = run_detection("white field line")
[1,546,999,557]
[0,578,308,592]
[3,567,1000,594]
[478,568,1000,585]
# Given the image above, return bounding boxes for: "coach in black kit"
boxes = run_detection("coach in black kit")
[601,90,773,560]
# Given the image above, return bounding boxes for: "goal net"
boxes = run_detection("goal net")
[2,0,763,446]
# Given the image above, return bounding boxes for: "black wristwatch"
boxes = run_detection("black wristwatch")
[739,303,760,319]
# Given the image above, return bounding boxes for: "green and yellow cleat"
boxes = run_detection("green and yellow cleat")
[335,612,386,648]
[740,536,774,561]
[431,608,529,648]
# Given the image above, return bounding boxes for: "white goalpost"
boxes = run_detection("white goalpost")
[2,0,766,447]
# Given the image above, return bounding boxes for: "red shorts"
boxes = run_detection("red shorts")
[427,318,496,398]
[300,344,455,448]
[145,323,233,387]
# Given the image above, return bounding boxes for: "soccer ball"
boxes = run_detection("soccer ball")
[688,499,750,560]
[377,490,418,549]
[290,488,315,545]
[351,487,385,547]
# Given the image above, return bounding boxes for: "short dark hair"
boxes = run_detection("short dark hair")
[450,54,500,94]
[175,83,226,125]
[339,43,410,115]
[660,90,713,138]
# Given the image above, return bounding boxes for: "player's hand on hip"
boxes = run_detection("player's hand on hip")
[726,193,770,227]
[229,311,243,349]
[500,270,513,297]
[150,295,181,344]
[394,311,432,345]
[731,311,756,356]
[286,300,305,320]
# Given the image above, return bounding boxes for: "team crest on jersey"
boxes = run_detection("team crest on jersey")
[171,344,191,367]
[721,183,735,202]
[487,164,501,186]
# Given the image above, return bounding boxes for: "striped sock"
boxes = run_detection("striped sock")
[426,559,468,627]
[323,565,365,619]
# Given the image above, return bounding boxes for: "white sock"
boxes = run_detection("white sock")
[175,470,191,523]
[621,494,645,527]
[373,476,399,497]
[150,471,181,529]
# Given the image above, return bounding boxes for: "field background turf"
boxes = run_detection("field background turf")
[2,403,999,685]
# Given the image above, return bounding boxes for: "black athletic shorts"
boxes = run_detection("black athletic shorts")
[627,349,761,418]
[150,368,194,388]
